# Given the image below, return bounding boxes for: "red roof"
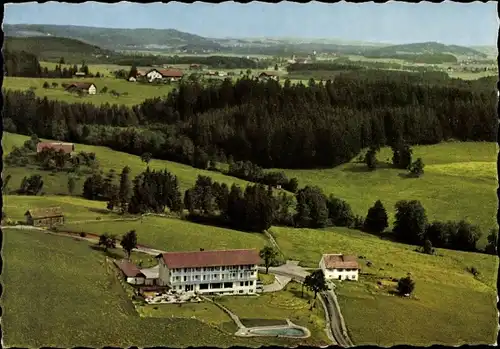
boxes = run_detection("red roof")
[114,260,146,278]
[36,142,75,154]
[322,254,360,270]
[157,69,183,78]
[260,71,279,77]
[158,249,261,268]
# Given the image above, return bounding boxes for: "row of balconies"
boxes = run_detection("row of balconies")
[169,271,257,279]
[169,265,257,274]
[171,274,257,284]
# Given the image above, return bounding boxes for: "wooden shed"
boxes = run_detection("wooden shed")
[25,207,65,227]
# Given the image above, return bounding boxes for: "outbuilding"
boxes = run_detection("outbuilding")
[114,260,146,285]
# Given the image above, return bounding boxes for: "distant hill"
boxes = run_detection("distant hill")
[4,24,222,52]
[365,42,487,58]
[3,36,120,64]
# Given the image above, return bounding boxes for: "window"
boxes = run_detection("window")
[203,275,207,280]
[196,267,201,272]
[351,275,355,279]
[240,273,243,278]
[240,282,244,286]
[184,276,188,281]
[222,266,226,271]
[239,290,244,294]
[244,281,249,286]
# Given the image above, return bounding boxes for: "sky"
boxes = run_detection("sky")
[4,1,499,46]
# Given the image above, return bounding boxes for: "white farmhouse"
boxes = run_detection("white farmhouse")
[155,249,261,295]
[146,69,164,82]
[319,254,360,281]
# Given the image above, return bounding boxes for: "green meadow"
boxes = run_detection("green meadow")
[1,228,297,347]
[3,132,253,195]
[3,76,175,106]
[277,142,497,247]
[271,225,498,346]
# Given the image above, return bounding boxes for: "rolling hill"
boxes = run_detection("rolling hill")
[4,36,117,62]
[364,41,487,58]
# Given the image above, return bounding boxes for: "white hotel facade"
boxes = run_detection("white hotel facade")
[156,249,261,295]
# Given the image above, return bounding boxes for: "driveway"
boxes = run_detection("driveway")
[259,260,354,347]
[262,274,292,293]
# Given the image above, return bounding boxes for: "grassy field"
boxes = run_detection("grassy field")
[258,272,275,285]
[3,132,253,195]
[3,77,175,106]
[271,225,498,346]
[1,228,295,347]
[218,282,330,346]
[277,142,497,247]
[62,215,269,253]
[39,61,129,78]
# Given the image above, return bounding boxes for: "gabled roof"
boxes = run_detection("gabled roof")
[25,207,64,219]
[114,260,146,278]
[157,69,184,78]
[36,142,75,154]
[322,254,360,270]
[157,249,261,268]
[259,71,279,77]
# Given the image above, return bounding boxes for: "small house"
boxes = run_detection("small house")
[259,72,279,81]
[25,207,65,227]
[140,265,159,286]
[65,82,97,95]
[114,260,146,285]
[158,69,184,81]
[319,254,360,281]
[36,142,75,154]
[74,72,86,77]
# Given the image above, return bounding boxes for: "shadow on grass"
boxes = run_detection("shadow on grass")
[183,213,264,235]
[341,162,396,173]
[89,244,125,260]
[88,207,115,215]
[288,288,312,301]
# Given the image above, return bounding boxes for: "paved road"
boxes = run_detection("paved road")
[259,261,354,347]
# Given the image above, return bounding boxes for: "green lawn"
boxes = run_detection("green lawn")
[258,272,276,285]
[3,76,175,106]
[1,228,296,347]
[276,142,497,247]
[3,194,122,223]
[3,132,253,194]
[62,215,269,253]
[271,225,498,346]
[218,282,330,346]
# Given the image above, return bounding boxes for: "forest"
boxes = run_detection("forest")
[4,67,496,169]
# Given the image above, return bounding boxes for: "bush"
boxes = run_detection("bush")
[42,81,50,89]
[79,232,87,238]
[409,158,425,177]
[468,266,480,277]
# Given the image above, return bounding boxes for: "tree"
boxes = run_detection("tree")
[128,64,138,79]
[18,175,44,195]
[259,246,278,274]
[397,275,415,296]
[326,195,355,227]
[118,166,132,213]
[363,200,389,233]
[67,176,76,195]
[43,81,50,89]
[2,174,12,193]
[284,177,299,193]
[485,229,498,255]
[101,86,108,93]
[98,233,116,252]
[59,57,65,65]
[51,82,58,88]
[294,186,329,228]
[392,142,413,169]
[140,152,153,166]
[423,239,434,255]
[409,158,425,177]
[393,200,428,244]
[365,146,377,170]
[121,230,138,259]
[303,269,327,306]
[274,64,279,71]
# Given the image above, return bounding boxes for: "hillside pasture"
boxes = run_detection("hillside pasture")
[3,132,253,195]
[3,76,175,106]
[62,215,269,253]
[1,228,290,347]
[276,142,497,246]
[2,194,120,224]
[271,225,498,346]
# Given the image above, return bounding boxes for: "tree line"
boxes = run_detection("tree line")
[4,71,496,170]
[75,162,495,255]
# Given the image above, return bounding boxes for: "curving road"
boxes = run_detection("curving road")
[258,262,354,347]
